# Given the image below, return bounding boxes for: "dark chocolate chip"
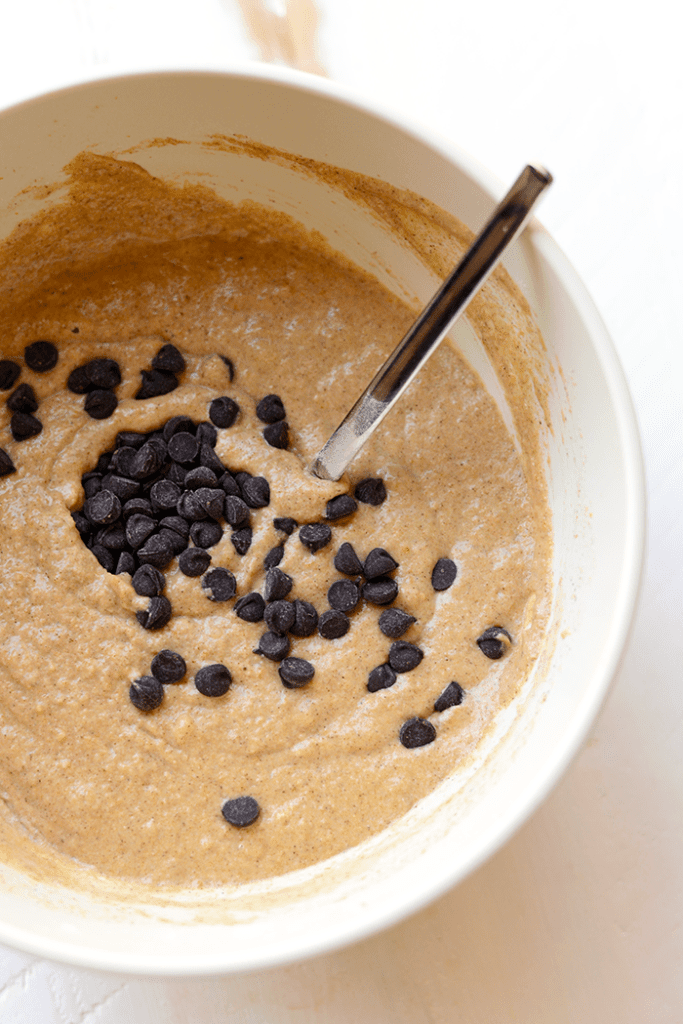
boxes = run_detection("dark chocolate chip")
[85,489,122,525]
[325,494,358,521]
[111,446,139,477]
[7,383,38,413]
[299,523,332,553]
[137,533,175,569]
[223,495,250,527]
[130,443,164,480]
[195,663,232,697]
[184,466,217,490]
[95,452,112,474]
[194,486,225,520]
[166,461,188,485]
[84,389,118,420]
[92,544,116,572]
[135,368,178,399]
[158,515,189,539]
[318,609,350,639]
[334,542,364,577]
[354,477,387,506]
[177,490,209,521]
[25,340,58,372]
[151,649,186,684]
[328,579,361,613]
[399,717,436,748]
[234,592,265,622]
[86,358,121,389]
[476,626,513,660]
[162,416,195,441]
[364,547,398,579]
[115,551,136,575]
[178,547,212,577]
[136,595,172,630]
[105,475,140,502]
[10,412,42,441]
[254,631,290,661]
[97,523,127,549]
[388,641,423,673]
[367,663,397,692]
[190,520,223,549]
[0,361,21,390]
[152,344,185,374]
[256,394,286,423]
[289,599,318,637]
[209,396,239,429]
[0,448,16,477]
[82,474,102,498]
[196,422,218,448]
[122,497,153,520]
[274,517,297,535]
[264,600,295,635]
[279,657,314,688]
[199,442,225,475]
[219,472,238,498]
[378,608,416,638]
[263,567,293,602]
[263,420,289,449]
[264,545,284,569]
[168,431,199,464]
[221,795,259,827]
[231,527,252,555]
[129,675,164,711]
[67,365,93,394]
[431,557,457,591]
[132,564,165,597]
[241,475,270,508]
[220,355,235,381]
[434,681,465,712]
[71,510,91,538]
[125,514,156,549]
[362,576,398,605]
[148,479,181,513]
[202,567,236,602]
[116,431,148,449]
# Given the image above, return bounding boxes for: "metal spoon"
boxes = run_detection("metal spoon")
[310,164,552,481]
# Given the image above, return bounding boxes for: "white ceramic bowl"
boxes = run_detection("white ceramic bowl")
[0,67,644,975]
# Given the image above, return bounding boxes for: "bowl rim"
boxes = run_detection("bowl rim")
[0,65,646,976]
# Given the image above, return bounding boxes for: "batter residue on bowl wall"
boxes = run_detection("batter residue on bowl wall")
[0,151,551,890]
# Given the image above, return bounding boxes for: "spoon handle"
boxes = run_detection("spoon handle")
[310,164,552,481]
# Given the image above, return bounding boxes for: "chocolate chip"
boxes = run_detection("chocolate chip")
[378,608,416,638]
[264,545,284,569]
[289,599,318,637]
[115,551,136,575]
[328,579,361,613]
[241,475,270,508]
[111,446,139,477]
[24,340,58,372]
[263,567,293,602]
[67,365,93,394]
[0,361,21,390]
[264,600,295,635]
[84,389,118,420]
[178,547,211,577]
[431,557,457,591]
[132,564,165,597]
[82,474,101,499]
[131,443,164,480]
[151,649,187,684]
[318,609,350,639]
[184,466,217,490]
[85,358,121,389]
[199,442,225,475]
[10,412,42,441]
[192,487,223,520]
[254,631,290,661]
[122,497,153,520]
[136,595,172,631]
[279,657,314,688]
[221,796,259,827]
[219,470,240,497]
[166,461,188,485]
[273,517,297,535]
[137,533,175,569]
[209,396,239,428]
[196,422,218,448]
[334,542,364,577]
[162,416,195,441]
[92,544,116,572]
[85,489,122,525]
[135,368,178,399]
[195,663,232,697]
[367,663,397,692]
[263,420,289,449]
[389,641,423,673]
[177,490,209,521]
[399,717,436,748]
[434,681,465,711]
[168,431,198,464]
[152,344,185,374]
[325,494,358,521]
[223,495,250,527]
[231,527,252,555]
[159,515,190,539]
[7,383,38,413]
[162,527,188,556]
[354,477,387,506]
[476,626,513,660]
[202,567,236,602]
[190,520,223,549]
[71,510,91,538]
[234,592,265,622]
[129,675,164,711]
[362,576,398,605]
[256,394,286,423]
[0,448,16,477]
[150,479,182,513]
[364,547,398,579]
[105,474,140,502]
[299,523,332,553]
[125,513,156,548]
[97,523,127,549]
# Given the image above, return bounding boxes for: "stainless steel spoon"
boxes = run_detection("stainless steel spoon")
[310,164,552,481]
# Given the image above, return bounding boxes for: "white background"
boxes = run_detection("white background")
[0,0,681,1020]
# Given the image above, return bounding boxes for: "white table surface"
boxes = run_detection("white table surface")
[1,1,681,1020]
